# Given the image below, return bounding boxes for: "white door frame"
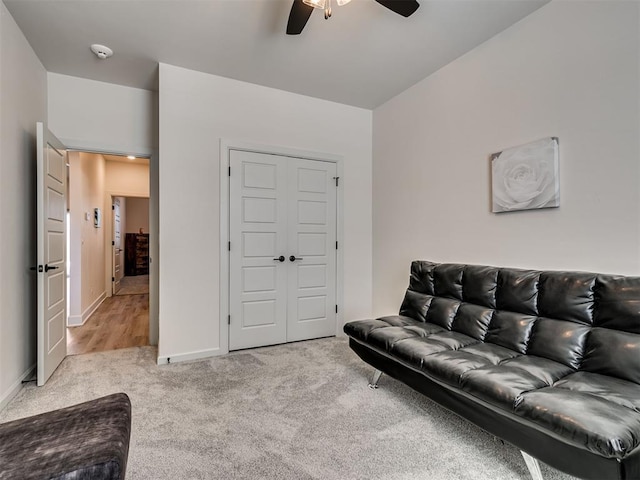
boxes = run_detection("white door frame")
[219,139,344,355]
[105,191,149,296]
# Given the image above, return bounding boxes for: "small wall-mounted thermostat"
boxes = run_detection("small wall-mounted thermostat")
[94,208,102,228]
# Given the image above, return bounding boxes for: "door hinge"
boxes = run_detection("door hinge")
[228,315,231,325]
[112,205,115,210]
[333,176,339,187]
[112,240,115,246]
[336,241,338,250]
[335,305,338,313]
[112,276,115,282]
[228,241,231,251]
[228,166,231,177]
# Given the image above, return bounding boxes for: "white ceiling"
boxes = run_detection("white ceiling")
[3,0,549,109]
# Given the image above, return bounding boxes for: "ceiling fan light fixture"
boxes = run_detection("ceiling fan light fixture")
[287,0,419,34]
[302,0,326,9]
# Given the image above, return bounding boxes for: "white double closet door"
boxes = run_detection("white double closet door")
[229,150,337,351]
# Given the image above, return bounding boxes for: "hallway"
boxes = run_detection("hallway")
[67,294,149,355]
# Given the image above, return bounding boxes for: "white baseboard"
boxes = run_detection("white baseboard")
[67,313,83,326]
[0,364,36,412]
[157,347,221,365]
[68,292,106,327]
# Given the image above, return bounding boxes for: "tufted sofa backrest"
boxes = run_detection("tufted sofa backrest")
[399,261,640,384]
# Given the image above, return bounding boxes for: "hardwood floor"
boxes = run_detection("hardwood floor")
[115,274,149,296]
[67,293,149,355]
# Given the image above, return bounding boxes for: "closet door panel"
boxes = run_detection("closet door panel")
[229,151,288,350]
[286,159,337,342]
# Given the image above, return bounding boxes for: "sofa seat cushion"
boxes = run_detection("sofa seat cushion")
[367,323,449,352]
[553,371,640,414]
[516,387,640,459]
[501,356,575,386]
[343,315,443,343]
[388,331,478,369]
[460,356,573,410]
[457,343,522,364]
[420,343,521,386]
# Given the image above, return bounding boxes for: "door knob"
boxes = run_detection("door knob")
[289,255,303,262]
[273,256,285,262]
[44,264,59,272]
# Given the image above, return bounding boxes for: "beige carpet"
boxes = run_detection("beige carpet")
[116,274,149,296]
[0,338,577,480]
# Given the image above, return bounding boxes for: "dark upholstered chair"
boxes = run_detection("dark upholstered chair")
[0,393,131,480]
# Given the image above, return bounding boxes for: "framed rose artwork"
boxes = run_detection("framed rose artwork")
[491,137,559,213]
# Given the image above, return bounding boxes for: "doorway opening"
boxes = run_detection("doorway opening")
[66,151,151,355]
[113,195,150,297]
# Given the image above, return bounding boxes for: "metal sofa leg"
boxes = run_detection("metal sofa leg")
[521,451,543,480]
[368,369,383,389]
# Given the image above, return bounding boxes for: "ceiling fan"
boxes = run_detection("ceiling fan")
[286,0,420,35]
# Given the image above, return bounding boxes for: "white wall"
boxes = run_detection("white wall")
[159,63,372,361]
[105,160,150,197]
[372,1,640,315]
[48,73,158,155]
[0,3,48,408]
[68,152,107,325]
[125,197,149,234]
[48,74,159,344]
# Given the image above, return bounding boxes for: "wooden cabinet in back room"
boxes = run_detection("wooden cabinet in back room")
[125,233,149,276]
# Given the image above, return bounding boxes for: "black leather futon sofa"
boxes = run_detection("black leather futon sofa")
[344,261,640,480]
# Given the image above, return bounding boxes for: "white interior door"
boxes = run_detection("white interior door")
[36,122,68,386]
[112,197,122,294]
[229,151,288,350]
[286,159,337,342]
[229,150,337,350]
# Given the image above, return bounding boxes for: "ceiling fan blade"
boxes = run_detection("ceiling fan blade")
[287,0,314,35]
[373,0,420,17]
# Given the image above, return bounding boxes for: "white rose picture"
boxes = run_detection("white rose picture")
[491,137,559,213]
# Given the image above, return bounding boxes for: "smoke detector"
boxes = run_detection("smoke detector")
[90,44,113,60]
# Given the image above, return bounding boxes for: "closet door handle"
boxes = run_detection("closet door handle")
[289,256,303,262]
[273,256,286,262]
